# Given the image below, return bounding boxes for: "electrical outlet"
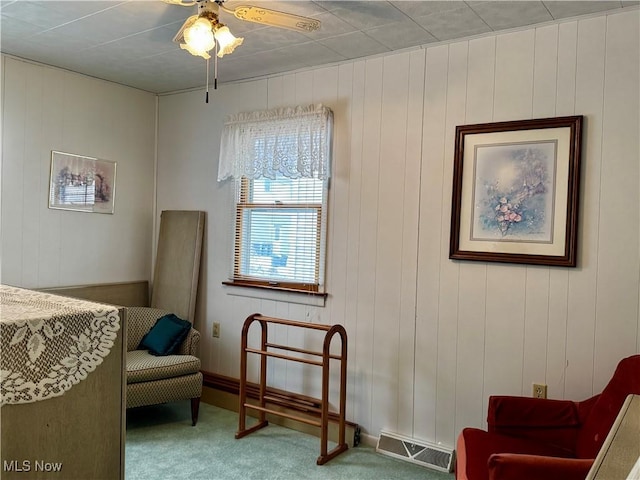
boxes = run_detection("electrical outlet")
[533,383,547,399]
[212,322,220,338]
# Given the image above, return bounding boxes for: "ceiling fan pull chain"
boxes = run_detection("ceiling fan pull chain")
[214,42,218,90]
[206,57,210,103]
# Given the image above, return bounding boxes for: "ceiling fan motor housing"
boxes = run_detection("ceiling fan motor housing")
[198,1,219,17]
[195,0,220,26]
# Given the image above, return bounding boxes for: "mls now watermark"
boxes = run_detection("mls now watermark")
[4,460,63,473]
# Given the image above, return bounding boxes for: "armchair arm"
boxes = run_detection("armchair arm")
[488,396,582,453]
[488,453,593,480]
[176,328,200,356]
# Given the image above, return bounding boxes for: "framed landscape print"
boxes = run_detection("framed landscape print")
[49,151,117,214]
[449,116,582,267]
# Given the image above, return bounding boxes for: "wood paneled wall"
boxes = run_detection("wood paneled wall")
[157,9,638,447]
[1,57,156,288]
[3,6,637,453]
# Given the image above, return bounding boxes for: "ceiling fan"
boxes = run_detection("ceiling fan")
[164,0,320,102]
[165,0,321,59]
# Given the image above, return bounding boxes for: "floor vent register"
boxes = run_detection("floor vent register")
[376,430,455,473]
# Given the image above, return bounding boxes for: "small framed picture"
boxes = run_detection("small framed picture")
[48,151,117,214]
[449,116,582,267]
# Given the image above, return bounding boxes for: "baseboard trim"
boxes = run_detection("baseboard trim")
[359,432,378,448]
[202,371,360,447]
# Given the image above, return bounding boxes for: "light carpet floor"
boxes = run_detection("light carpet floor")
[125,401,454,480]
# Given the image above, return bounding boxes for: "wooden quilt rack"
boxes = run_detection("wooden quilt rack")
[235,313,348,465]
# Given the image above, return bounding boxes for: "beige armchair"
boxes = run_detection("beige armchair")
[125,307,203,425]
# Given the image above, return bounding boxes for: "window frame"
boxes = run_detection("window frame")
[225,176,328,296]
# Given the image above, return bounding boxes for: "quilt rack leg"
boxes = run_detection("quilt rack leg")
[234,420,268,439]
[235,315,268,439]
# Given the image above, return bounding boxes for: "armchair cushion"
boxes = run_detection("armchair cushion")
[126,350,201,383]
[456,427,573,480]
[488,396,581,453]
[138,313,191,356]
[489,396,579,429]
[488,453,593,480]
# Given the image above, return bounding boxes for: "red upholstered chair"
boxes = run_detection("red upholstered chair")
[455,354,640,480]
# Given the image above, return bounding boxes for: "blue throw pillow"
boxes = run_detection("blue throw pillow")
[138,313,191,356]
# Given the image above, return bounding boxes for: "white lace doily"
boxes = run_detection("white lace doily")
[0,284,120,405]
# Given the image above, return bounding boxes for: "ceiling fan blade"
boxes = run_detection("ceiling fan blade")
[163,0,197,6]
[228,5,320,32]
[173,14,198,44]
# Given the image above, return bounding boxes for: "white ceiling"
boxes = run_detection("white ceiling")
[1,1,637,94]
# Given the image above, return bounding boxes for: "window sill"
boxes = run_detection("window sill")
[222,281,327,307]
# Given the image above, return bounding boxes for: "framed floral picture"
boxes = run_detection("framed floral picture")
[48,151,117,214]
[449,116,582,267]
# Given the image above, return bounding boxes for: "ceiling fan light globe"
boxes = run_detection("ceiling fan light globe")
[180,43,211,60]
[184,17,216,56]
[214,26,243,58]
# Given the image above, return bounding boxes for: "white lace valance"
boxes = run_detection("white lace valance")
[217,103,333,181]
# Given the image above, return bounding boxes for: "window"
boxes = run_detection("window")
[233,174,327,291]
[218,104,332,295]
